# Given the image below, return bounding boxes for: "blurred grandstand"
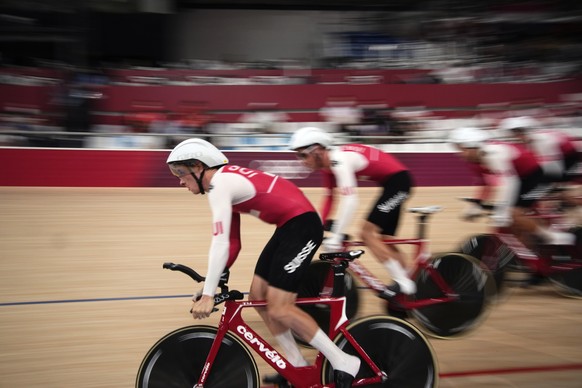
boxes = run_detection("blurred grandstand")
[0,0,580,149]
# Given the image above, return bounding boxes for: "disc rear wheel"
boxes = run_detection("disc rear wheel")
[322,315,438,387]
[412,253,496,338]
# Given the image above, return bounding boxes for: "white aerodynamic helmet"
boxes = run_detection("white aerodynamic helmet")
[498,116,539,132]
[166,138,228,167]
[289,126,333,150]
[448,127,490,148]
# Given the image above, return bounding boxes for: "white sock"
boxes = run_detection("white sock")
[275,330,308,367]
[537,228,575,245]
[551,231,575,245]
[384,260,417,294]
[308,329,360,377]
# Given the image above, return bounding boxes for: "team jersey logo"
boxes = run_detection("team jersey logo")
[284,240,317,273]
[377,191,408,213]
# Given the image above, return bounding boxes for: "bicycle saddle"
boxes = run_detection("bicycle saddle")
[408,205,442,214]
[319,249,364,262]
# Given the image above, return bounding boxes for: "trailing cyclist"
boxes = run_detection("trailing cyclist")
[448,126,576,246]
[289,126,416,301]
[498,116,580,184]
[499,116,581,223]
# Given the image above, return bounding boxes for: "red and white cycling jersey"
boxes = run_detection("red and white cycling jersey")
[202,165,316,295]
[477,141,539,178]
[470,141,541,221]
[320,143,407,237]
[526,129,578,177]
[324,144,407,187]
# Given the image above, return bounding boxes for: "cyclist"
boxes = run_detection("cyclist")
[449,126,575,246]
[289,126,416,300]
[499,116,581,217]
[498,116,580,184]
[166,138,360,387]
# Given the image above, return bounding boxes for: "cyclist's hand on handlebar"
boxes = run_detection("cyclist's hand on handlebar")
[191,295,215,320]
[192,288,203,302]
[322,235,344,253]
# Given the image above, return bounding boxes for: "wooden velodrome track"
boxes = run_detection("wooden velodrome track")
[1,186,581,387]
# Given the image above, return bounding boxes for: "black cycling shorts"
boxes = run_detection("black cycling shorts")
[254,211,323,293]
[367,170,413,236]
[564,151,581,182]
[516,167,551,208]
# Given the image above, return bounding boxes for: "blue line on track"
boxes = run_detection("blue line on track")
[0,294,193,306]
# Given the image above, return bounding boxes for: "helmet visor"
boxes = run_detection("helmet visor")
[295,144,319,159]
[169,164,192,178]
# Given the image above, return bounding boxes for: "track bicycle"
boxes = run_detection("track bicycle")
[456,197,582,298]
[136,251,439,388]
[297,206,496,339]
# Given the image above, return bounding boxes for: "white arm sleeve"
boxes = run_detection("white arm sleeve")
[530,132,562,177]
[202,173,254,296]
[482,144,520,219]
[329,150,366,238]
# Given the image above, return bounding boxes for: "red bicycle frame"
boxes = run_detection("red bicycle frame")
[327,237,459,310]
[489,226,581,277]
[196,296,385,387]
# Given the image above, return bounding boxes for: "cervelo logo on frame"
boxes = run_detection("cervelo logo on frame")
[237,325,287,369]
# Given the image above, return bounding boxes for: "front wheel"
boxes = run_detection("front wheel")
[458,234,516,297]
[411,253,496,338]
[136,325,259,388]
[322,315,438,387]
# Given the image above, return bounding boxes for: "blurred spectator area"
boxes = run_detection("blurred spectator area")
[1,66,581,149]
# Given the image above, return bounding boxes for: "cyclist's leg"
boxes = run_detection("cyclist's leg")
[265,286,361,379]
[362,171,415,295]
[513,170,575,245]
[249,275,308,367]
[361,221,415,295]
[253,212,360,383]
[295,260,360,334]
[360,221,405,264]
[250,213,315,368]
